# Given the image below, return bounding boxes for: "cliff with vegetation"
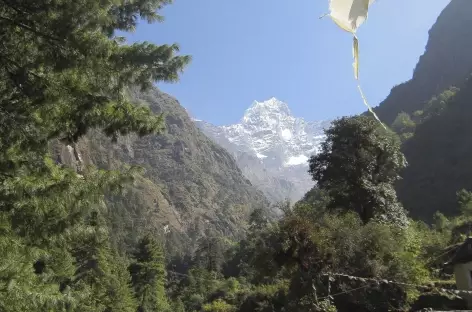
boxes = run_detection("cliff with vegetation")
[374,0,472,125]
[393,76,472,221]
[55,87,270,253]
[370,0,472,221]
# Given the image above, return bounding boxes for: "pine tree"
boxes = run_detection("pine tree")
[170,298,186,312]
[194,234,224,275]
[70,209,137,312]
[104,250,139,312]
[129,234,170,312]
[0,0,189,309]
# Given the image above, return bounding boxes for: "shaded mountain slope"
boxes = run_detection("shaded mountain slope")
[55,88,269,252]
[398,75,472,222]
[374,0,472,125]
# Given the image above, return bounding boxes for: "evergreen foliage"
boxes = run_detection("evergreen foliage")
[0,0,188,309]
[129,234,170,312]
[194,234,225,275]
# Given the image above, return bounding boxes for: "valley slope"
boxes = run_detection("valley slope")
[54,88,269,252]
[372,0,472,221]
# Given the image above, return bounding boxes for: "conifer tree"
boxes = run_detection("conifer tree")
[70,209,137,312]
[170,298,186,312]
[0,0,189,309]
[129,234,170,312]
[194,234,224,274]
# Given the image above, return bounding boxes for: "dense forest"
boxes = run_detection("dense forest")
[2,0,472,312]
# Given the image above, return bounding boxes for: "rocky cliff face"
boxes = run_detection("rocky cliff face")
[370,0,472,221]
[195,98,331,203]
[398,75,472,222]
[374,0,472,125]
[55,88,269,252]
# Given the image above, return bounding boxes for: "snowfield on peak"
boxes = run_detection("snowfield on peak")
[256,153,268,159]
[285,155,309,167]
[220,98,330,166]
[194,98,332,203]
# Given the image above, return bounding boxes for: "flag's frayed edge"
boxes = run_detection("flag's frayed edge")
[320,11,386,129]
[357,84,386,129]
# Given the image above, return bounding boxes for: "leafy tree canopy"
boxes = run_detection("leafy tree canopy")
[308,115,408,226]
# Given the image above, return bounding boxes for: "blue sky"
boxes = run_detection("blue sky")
[125,0,450,125]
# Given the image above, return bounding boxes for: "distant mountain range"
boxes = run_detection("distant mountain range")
[194,98,331,203]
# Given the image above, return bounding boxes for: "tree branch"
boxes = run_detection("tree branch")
[0,15,61,43]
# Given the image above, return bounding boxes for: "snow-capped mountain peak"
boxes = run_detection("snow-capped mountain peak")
[220,98,329,166]
[243,97,291,123]
[242,98,292,129]
[194,97,332,203]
